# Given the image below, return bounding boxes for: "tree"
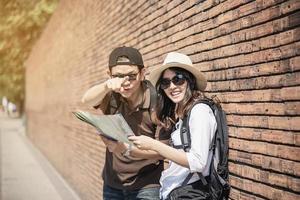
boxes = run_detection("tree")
[0,0,58,113]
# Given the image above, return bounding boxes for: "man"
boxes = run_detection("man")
[81,47,167,200]
[2,96,8,115]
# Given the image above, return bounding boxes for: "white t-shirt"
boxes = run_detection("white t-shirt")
[159,103,217,200]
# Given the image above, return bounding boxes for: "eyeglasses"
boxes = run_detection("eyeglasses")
[111,72,139,81]
[160,74,186,89]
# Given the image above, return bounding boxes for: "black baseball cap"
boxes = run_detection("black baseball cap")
[108,47,144,69]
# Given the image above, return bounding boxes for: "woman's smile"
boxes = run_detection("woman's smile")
[162,69,187,104]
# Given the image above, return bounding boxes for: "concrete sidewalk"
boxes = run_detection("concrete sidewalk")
[0,113,81,200]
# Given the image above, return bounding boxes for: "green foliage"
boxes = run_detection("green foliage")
[0,0,58,112]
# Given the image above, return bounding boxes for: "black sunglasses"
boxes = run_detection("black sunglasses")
[111,72,139,81]
[160,74,186,89]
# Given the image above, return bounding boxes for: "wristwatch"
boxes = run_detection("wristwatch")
[122,144,132,157]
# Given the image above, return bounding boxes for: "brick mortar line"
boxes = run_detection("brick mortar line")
[91,0,157,48]
[228,159,299,179]
[229,173,300,195]
[140,1,297,59]
[191,16,300,56]
[203,56,300,74]
[228,159,300,179]
[228,134,299,147]
[229,134,300,148]
[229,185,270,200]
[128,0,231,47]
[229,146,299,163]
[143,29,298,68]
[136,0,285,54]
[206,68,300,83]
[229,151,300,166]
[230,187,267,200]
[203,83,300,93]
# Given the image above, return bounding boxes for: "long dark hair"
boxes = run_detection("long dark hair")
[154,67,205,129]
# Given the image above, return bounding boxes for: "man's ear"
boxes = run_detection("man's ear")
[140,68,146,80]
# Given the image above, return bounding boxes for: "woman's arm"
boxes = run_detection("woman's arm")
[129,135,190,168]
[130,147,165,160]
[102,136,164,160]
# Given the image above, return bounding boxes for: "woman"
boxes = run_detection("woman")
[129,52,217,200]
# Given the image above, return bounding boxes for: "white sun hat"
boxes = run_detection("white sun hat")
[148,52,207,91]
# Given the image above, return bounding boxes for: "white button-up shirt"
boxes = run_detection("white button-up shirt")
[159,103,217,199]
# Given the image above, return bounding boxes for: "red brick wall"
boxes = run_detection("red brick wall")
[25,0,300,199]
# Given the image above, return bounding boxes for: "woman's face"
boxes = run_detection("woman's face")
[161,69,187,104]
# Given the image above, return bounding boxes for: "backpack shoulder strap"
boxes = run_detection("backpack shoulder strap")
[144,80,157,113]
[144,80,157,122]
[176,99,215,152]
[108,92,121,114]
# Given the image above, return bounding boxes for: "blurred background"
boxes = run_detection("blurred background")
[0,0,58,114]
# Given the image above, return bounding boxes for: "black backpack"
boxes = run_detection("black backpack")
[173,97,230,200]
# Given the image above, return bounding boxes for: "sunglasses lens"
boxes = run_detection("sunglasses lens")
[127,74,137,81]
[112,73,138,81]
[173,75,185,86]
[160,74,186,89]
[160,79,171,89]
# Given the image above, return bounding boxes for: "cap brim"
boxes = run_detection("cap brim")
[148,62,207,91]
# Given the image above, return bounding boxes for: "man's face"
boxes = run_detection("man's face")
[110,65,144,99]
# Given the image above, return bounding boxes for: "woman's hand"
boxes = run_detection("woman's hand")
[128,135,157,151]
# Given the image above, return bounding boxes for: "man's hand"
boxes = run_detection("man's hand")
[106,76,130,93]
[101,136,127,154]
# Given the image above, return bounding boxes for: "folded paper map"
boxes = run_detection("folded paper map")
[73,111,134,144]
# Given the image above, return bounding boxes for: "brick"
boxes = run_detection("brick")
[230,176,299,200]
[230,163,300,192]
[141,0,293,58]
[206,71,300,91]
[228,115,300,131]
[197,41,300,71]
[229,127,298,145]
[206,57,300,81]
[230,138,300,160]
[230,188,265,200]
[230,150,300,176]
[211,86,300,102]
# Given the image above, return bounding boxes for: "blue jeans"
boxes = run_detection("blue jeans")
[103,184,160,200]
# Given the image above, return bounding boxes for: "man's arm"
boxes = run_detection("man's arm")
[81,81,110,107]
[81,76,129,107]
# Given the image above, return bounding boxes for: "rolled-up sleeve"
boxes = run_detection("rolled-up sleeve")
[186,104,217,173]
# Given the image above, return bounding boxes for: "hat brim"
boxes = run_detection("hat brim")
[148,62,207,91]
